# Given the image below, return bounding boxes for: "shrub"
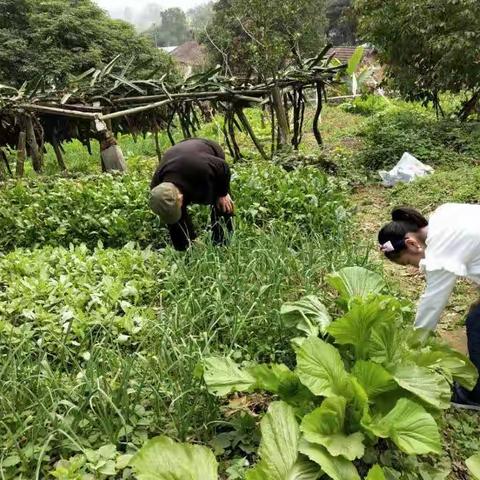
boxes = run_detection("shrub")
[0,161,349,251]
[357,104,480,171]
[340,95,392,116]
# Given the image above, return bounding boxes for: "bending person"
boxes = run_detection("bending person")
[378,203,480,410]
[150,138,234,251]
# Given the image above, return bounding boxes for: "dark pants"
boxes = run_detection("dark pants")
[465,301,480,402]
[168,204,233,251]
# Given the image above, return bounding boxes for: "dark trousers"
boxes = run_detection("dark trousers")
[465,301,480,402]
[168,205,233,251]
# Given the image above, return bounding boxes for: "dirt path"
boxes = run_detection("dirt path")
[352,185,477,354]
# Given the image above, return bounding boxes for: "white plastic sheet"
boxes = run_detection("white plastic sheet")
[379,152,434,187]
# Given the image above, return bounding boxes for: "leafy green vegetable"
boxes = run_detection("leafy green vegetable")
[328,297,399,358]
[130,436,218,480]
[203,357,256,396]
[298,440,360,480]
[392,365,451,410]
[365,465,386,480]
[364,399,441,455]
[351,361,395,398]
[245,402,321,480]
[280,295,331,337]
[296,336,352,398]
[300,396,365,461]
[466,453,480,480]
[413,344,479,391]
[327,266,385,305]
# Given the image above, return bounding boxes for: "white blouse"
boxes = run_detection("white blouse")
[415,203,480,331]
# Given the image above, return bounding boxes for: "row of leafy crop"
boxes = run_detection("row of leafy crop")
[48,267,480,479]
[343,98,480,172]
[0,160,347,251]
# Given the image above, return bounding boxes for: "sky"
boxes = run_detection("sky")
[95,0,206,16]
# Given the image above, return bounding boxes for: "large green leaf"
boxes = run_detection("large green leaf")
[298,440,360,480]
[328,298,399,358]
[364,399,441,455]
[365,465,386,480]
[280,296,332,337]
[247,364,314,405]
[393,365,451,410]
[414,344,479,391]
[296,337,351,398]
[346,46,365,75]
[300,396,365,461]
[327,267,385,305]
[248,363,294,393]
[466,453,480,480]
[130,436,218,480]
[368,323,404,367]
[203,357,255,396]
[352,361,395,398]
[246,402,321,480]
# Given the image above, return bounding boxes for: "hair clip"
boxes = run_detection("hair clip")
[379,241,395,253]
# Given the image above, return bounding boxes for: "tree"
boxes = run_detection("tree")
[144,8,192,48]
[356,0,480,118]
[204,0,328,78]
[326,0,357,45]
[0,0,174,87]
[187,2,214,37]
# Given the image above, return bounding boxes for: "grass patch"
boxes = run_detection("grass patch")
[390,165,480,212]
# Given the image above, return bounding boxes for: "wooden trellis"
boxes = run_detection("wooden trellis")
[0,46,345,177]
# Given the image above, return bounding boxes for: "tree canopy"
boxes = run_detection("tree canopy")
[326,0,357,46]
[356,0,480,116]
[0,0,174,88]
[203,0,328,78]
[187,2,215,37]
[144,8,192,48]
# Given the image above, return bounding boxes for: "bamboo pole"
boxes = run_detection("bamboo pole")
[52,137,67,172]
[100,99,171,120]
[20,104,98,119]
[25,116,42,173]
[236,109,268,160]
[272,86,290,146]
[16,131,26,178]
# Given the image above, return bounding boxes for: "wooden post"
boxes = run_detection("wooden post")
[52,137,67,172]
[25,116,42,173]
[16,131,26,178]
[271,85,290,147]
[0,149,7,181]
[313,83,324,146]
[236,108,268,160]
[95,116,127,173]
[154,130,162,164]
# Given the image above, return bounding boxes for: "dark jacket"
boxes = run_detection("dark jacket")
[150,138,233,251]
[150,138,231,205]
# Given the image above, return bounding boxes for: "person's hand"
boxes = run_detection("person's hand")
[217,194,235,214]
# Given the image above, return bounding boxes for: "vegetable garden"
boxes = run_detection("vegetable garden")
[0,98,479,479]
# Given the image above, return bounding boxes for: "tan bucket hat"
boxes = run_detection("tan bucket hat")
[150,182,182,224]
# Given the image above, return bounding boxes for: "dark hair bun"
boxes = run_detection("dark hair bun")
[391,207,428,228]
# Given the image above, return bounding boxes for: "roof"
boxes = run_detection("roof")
[170,41,207,67]
[327,45,373,64]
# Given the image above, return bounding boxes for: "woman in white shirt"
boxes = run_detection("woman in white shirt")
[378,204,480,410]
